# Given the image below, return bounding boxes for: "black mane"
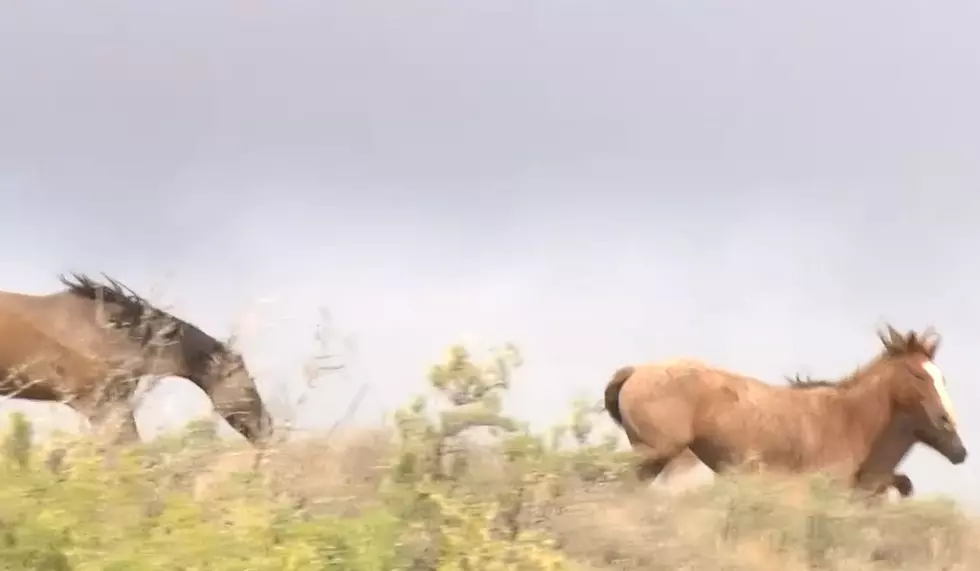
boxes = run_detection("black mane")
[59,272,184,347]
[785,373,837,389]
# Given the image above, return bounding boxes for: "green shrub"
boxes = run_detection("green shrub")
[0,340,973,570]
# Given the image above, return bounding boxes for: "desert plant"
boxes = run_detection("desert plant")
[392,342,523,484]
[0,335,973,571]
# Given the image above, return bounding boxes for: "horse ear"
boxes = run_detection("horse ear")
[878,329,892,351]
[904,330,917,346]
[888,325,905,347]
[878,325,906,354]
[921,331,941,359]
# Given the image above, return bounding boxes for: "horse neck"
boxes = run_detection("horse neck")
[179,353,227,400]
[832,367,897,461]
[856,415,917,479]
[135,341,193,382]
[144,349,227,405]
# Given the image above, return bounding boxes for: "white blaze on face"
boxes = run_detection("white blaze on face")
[922,361,959,429]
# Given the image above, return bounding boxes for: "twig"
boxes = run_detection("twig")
[325,383,369,441]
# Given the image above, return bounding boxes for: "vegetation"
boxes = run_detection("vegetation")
[0,341,976,570]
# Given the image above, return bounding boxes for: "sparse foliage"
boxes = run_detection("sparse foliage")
[3,411,32,470]
[392,342,523,484]
[0,338,973,570]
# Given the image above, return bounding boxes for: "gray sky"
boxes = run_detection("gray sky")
[2,1,980,503]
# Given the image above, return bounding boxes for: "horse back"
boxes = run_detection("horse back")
[616,358,803,435]
[616,359,728,418]
[628,358,754,393]
[0,307,113,401]
[0,290,137,362]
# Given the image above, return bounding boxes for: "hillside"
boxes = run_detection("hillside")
[0,342,974,570]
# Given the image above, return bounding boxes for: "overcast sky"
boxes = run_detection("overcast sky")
[2,1,980,504]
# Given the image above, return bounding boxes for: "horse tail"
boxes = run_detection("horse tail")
[604,365,635,427]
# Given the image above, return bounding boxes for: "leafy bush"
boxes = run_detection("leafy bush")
[0,342,975,570]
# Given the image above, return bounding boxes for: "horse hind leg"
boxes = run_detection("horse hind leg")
[625,429,692,487]
[657,448,705,484]
[619,396,696,486]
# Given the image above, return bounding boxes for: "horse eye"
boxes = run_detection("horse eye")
[939,414,954,432]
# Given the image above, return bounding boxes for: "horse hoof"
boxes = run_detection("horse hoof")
[893,474,914,498]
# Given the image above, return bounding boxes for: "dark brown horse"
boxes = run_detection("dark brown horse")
[604,325,966,494]
[0,273,274,446]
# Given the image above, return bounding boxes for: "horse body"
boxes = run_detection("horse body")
[605,327,966,494]
[613,360,892,478]
[0,274,274,446]
[0,310,105,402]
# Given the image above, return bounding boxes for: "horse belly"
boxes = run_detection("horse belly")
[0,335,103,404]
[0,370,62,401]
[689,437,742,472]
[700,419,816,473]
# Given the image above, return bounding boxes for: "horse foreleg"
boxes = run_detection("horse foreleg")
[855,470,914,501]
[853,472,914,506]
[88,403,140,447]
[889,473,914,498]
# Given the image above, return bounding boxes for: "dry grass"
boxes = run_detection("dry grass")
[549,473,975,570]
[171,427,978,571]
[192,427,394,514]
[2,316,972,569]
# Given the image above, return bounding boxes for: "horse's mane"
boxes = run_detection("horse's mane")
[784,326,937,391]
[786,361,888,391]
[785,373,838,389]
[59,273,184,346]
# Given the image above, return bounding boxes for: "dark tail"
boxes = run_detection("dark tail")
[604,366,635,427]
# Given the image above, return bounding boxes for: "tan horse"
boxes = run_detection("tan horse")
[649,373,917,498]
[0,273,274,446]
[604,326,966,494]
